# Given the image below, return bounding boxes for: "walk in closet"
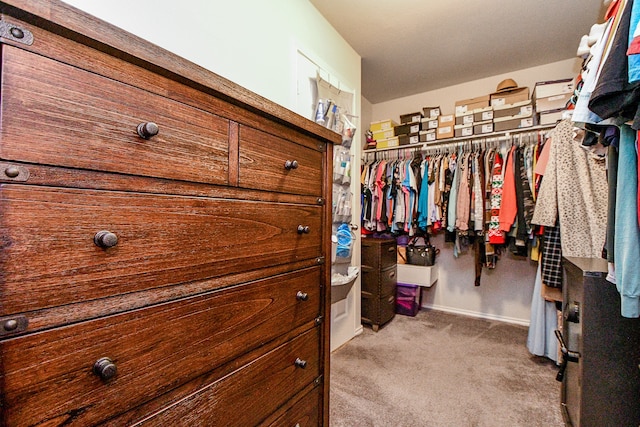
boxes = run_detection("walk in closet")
[1,0,638,426]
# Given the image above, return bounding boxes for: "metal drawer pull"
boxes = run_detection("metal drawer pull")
[4,166,19,178]
[388,246,395,252]
[565,302,580,323]
[93,357,117,381]
[554,330,580,382]
[297,225,310,234]
[136,121,159,139]
[284,160,299,170]
[296,291,309,301]
[389,271,396,278]
[94,230,118,248]
[294,358,307,369]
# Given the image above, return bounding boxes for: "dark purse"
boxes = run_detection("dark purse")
[406,236,439,266]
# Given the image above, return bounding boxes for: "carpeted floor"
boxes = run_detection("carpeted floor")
[330,309,563,427]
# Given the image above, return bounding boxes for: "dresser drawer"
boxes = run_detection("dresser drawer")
[239,125,323,196]
[361,265,397,295]
[361,292,396,329]
[264,387,321,427]
[0,45,229,185]
[361,238,397,270]
[0,268,321,426]
[0,185,322,316]
[137,328,320,426]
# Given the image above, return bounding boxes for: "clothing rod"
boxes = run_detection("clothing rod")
[362,124,555,154]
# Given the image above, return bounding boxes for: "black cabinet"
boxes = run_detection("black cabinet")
[559,257,640,427]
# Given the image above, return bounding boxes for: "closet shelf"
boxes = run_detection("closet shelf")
[363,124,555,153]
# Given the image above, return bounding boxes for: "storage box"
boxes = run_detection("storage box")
[438,114,454,126]
[473,106,494,123]
[399,111,423,124]
[473,121,494,134]
[454,124,473,138]
[534,93,572,113]
[422,106,441,119]
[419,130,437,143]
[372,128,395,140]
[395,121,421,136]
[397,263,438,287]
[436,125,454,139]
[455,95,490,115]
[493,115,534,132]
[493,100,533,119]
[370,119,399,132]
[490,87,529,107]
[455,112,474,126]
[422,117,439,130]
[376,136,399,149]
[532,78,574,100]
[398,134,420,146]
[396,283,421,317]
[538,108,565,125]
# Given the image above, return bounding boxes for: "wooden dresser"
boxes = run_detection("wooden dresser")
[0,1,338,425]
[360,238,397,331]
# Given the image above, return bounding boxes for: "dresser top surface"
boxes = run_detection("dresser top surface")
[0,0,341,145]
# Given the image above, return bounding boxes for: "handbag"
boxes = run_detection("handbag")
[406,236,439,266]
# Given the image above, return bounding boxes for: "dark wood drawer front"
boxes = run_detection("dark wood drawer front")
[361,239,397,270]
[138,328,320,426]
[239,126,323,196]
[0,185,322,315]
[264,387,320,427]
[361,266,397,295]
[361,292,396,326]
[0,268,321,427]
[0,46,229,185]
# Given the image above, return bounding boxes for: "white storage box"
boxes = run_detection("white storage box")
[397,264,438,287]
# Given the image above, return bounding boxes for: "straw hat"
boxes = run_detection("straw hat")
[496,78,518,92]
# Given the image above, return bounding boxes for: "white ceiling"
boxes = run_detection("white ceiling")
[310,0,608,104]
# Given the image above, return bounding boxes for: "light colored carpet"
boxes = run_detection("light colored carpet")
[330,309,563,427]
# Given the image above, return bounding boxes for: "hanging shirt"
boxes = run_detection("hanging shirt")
[499,146,518,233]
[417,158,430,230]
[531,120,608,258]
[456,152,471,231]
[447,153,460,232]
[488,152,506,244]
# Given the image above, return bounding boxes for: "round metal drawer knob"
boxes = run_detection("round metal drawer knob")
[93,357,117,381]
[296,291,309,301]
[4,166,19,178]
[9,27,24,39]
[284,160,299,170]
[297,225,310,234]
[94,230,118,248]
[3,319,18,331]
[137,122,159,139]
[294,358,307,369]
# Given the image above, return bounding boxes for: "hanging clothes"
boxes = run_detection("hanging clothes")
[488,151,506,244]
[531,119,608,259]
[498,146,518,234]
[613,125,640,318]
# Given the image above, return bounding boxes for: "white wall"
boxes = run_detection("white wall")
[61,0,364,348]
[61,0,361,122]
[368,58,581,325]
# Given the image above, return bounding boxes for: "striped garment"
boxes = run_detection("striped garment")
[488,152,506,244]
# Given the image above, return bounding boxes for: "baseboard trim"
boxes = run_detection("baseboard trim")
[422,303,530,327]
